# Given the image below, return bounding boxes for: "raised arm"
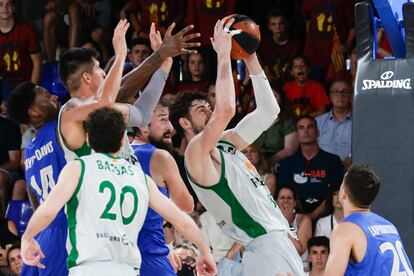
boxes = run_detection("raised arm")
[21,160,82,268]
[185,18,238,175]
[148,178,217,276]
[224,54,280,150]
[117,24,201,102]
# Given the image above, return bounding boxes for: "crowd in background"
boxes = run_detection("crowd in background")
[0,0,392,275]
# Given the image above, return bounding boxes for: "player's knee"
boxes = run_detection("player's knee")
[43,11,58,26]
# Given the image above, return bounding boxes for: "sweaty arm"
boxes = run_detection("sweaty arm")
[151,150,194,213]
[229,54,280,150]
[21,160,81,267]
[185,19,236,186]
[324,222,356,276]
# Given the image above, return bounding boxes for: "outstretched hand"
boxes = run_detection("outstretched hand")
[112,19,130,58]
[157,24,201,58]
[210,16,241,57]
[21,238,45,269]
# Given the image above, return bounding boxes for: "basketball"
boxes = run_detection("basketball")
[225,14,261,60]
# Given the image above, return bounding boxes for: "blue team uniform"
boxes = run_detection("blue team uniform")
[343,212,413,276]
[22,121,68,276]
[132,144,176,276]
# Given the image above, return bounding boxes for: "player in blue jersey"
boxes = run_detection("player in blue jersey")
[131,99,194,275]
[7,81,68,276]
[324,165,413,276]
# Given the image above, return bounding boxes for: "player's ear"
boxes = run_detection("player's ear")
[178,117,190,130]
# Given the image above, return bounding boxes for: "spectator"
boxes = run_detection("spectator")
[253,83,298,169]
[316,79,352,168]
[186,0,236,47]
[198,210,235,263]
[276,185,312,271]
[6,243,21,276]
[0,98,23,216]
[284,56,330,118]
[0,0,42,98]
[128,37,152,69]
[242,144,276,197]
[43,0,112,63]
[174,243,198,276]
[314,185,344,238]
[122,0,185,37]
[0,218,18,273]
[176,52,210,94]
[306,236,329,276]
[301,0,355,81]
[278,115,345,220]
[258,9,303,83]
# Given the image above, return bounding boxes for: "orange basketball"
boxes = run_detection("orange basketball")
[225,14,261,60]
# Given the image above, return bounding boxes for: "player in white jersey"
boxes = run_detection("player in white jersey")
[57,19,200,162]
[169,17,303,276]
[21,107,217,276]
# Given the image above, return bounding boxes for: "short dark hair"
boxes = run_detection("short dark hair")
[169,90,207,138]
[296,115,318,130]
[266,9,287,23]
[7,242,21,268]
[343,165,380,208]
[59,48,100,91]
[128,37,151,51]
[308,236,330,252]
[84,107,126,153]
[8,81,36,124]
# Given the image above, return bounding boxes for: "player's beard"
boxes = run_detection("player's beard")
[148,133,173,152]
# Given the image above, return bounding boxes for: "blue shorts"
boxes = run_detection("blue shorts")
[22,222,68,276]
[140,253,176,276]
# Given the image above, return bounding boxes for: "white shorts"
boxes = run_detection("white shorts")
[242,231,304,276]
[69,261,138,276]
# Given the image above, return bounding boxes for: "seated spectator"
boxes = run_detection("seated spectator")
[253,83,298,169]
[0,218,18,272]
[6,243,21,276]
[314,185,343,238]
[174,243,198,276]
[242,144,276,197]
[278,116,345,220]
[0,0,42,98]
[127,37,152,71]
[176,52,210,94]
[258,9,303,83]
[306,236,330,276]
[121,0,185,37]
[276,185,312,271]
[284,56,329,117]
[198,210,235,263]
[316,79,352,168]
[43,0,111,63]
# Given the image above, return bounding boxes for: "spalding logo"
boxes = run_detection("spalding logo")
[361,71,411,90]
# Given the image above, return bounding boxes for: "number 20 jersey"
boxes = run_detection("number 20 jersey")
[24,120,67,224]
[66,153,149,270]
[343,212,413,276]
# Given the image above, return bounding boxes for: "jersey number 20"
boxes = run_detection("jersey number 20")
[99,180,138,225]
[380,240,413,275]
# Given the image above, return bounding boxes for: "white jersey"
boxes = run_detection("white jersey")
[66,153,149,270]
[188,141,289,245]
[57,100,138,165]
